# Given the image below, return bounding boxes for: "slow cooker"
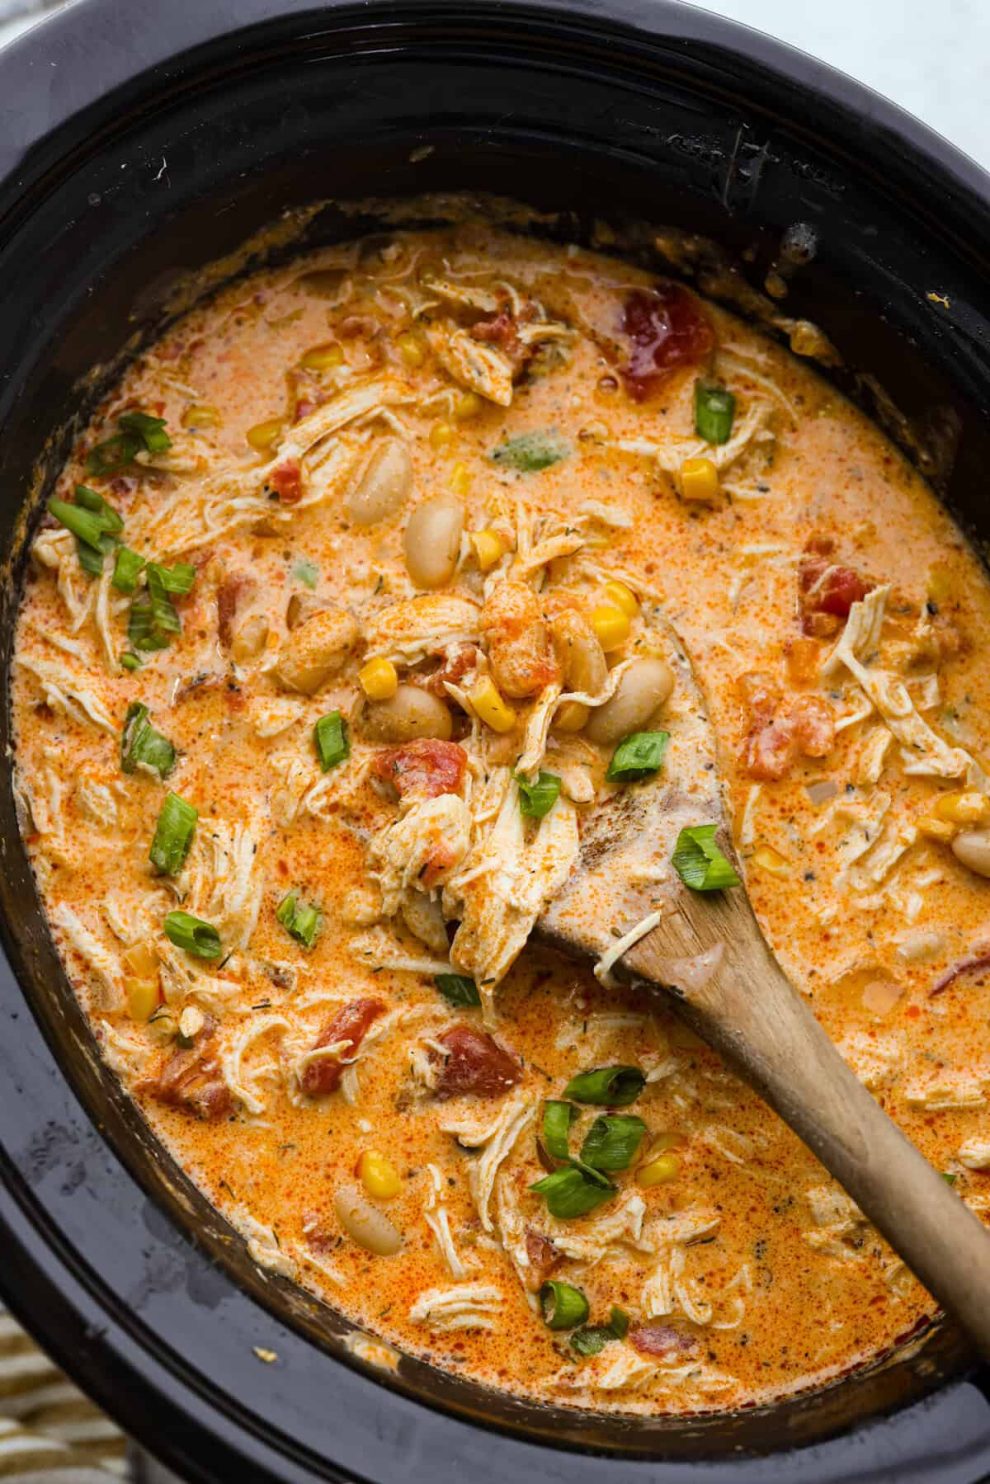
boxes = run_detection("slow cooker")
[1,1,990,1479]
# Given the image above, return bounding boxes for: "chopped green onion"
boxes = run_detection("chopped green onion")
[491,429,570,473]
[567,1156,614,1189]
[942,1171,958,1186]
[276,891,322,949]
[146,560,196,595]
[529,1165,616,1219]
[74,483,124,532]
[569,1306,630,1355]
[75,532,116,577]
[293,557,319,590]
[128,564,185,651]
[120,652,142,671]
[164,910,222,960]
[128,592,177,651]
[120,702,176,779]
[434,973,481,1008]
[86,431,141,476]
[112,546,145,593]
[539,1280,589,1331]
[149,792,198,875]
[694,379,735,445]
[563,1065,646,1107]
[542,1099,578,1160]
[87,411,171,475]
[48,493,119,551]
[609,1305,630,1339]
[672,824,741,892]
[569,1325,615,1357]
[516,770,561,820]
[570,1305,629,1356]
[606,730,669,783]
[314,710,349,771]
[580,1114,647,1172]
[118,410,172,454]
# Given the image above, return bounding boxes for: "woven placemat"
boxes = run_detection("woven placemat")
[0,1305,130,1481]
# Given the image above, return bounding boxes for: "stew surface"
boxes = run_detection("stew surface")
[13,221,990,1414]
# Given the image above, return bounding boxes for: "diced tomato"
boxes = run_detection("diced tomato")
[373,739,468,800]
[524,1229,562,1289]
[628,1323,698,1359]
[738,671,835,780]
[152,1020,232,1121]
[424,642,483,697]
[300,997,386,1097]
[744,718,797,782]
[621,285,713,400]
[798,553,873,636]
[789,695,834,759]
[736,671,780,727]
[266,458,303,504]
[432,1025,521,1099]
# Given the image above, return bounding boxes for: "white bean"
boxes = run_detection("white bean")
[346,437,414,527]
[362,684,453,743]
[952,829,990,879]
[403,494,463,589]
[586,656,674,746]
[335,1183,402,1256]
[552,610,607,696]
[276,607,358,694]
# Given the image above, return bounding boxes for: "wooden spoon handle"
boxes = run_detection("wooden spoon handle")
[625,909,990,1359]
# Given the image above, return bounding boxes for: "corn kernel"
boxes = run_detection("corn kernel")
[300,342,344,372]
[752,844,792,878]
[182,404,220,429]
[602,580,638,618]
[470,676,516,733]
[126,977,159,1023]
[470,529,506,572]
[358,1149,403,1201]
[916,815,956,842]
[679,455,720,503]
[449,461,471,496]
[637,1152,680,1188]
[590,604,631,652]
[429,420,454,450]
[927,564,953,605]
[359,657,399,701]
[246,417,284,452]
[554,700,589,733]
[934,790,990,826]
[396,331,425,368]
[123,941,159,979]
[453,391,483,421]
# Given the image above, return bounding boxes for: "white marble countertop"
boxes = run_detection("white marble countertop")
[0,0,986,171]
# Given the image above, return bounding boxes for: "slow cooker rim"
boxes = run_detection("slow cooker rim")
[1,2,990,1482]
[2,0,988,205]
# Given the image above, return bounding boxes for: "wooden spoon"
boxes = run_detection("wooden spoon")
[538,624,990,1359]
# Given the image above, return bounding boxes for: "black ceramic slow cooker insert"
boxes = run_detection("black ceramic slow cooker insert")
[1,2,990,1480]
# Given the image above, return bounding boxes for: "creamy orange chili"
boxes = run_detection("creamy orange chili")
[13,220,990,1414]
